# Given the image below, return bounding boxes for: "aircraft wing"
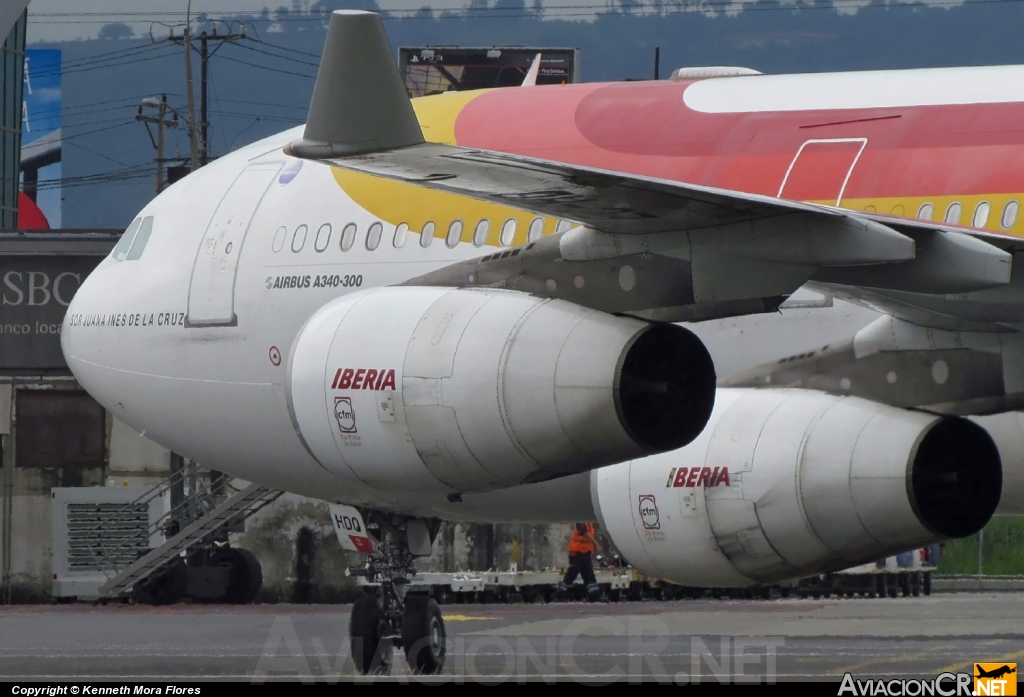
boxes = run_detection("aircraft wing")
[289,11,1017,327]
[320,142,884,237]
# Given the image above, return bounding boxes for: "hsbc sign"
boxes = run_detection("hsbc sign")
[0,254,106,373]
[1,270,81,306]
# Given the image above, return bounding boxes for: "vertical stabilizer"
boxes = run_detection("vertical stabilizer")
[289,11,424,158]
[522,53,542,87]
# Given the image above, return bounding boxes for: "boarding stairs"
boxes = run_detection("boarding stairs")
[80,458,282,599]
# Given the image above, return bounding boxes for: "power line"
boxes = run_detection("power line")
[245,37,321,59]
[61,114,146,129]
[28,42,175,78]
[58,121,137,143]
[33,168,153,192]
[231,41,320,68]
[203,96,305,111]
[26,0,1024,23]
[208,110,304,124]
[48,49,180,79]
[63,139,138,168]
[214,53,316,79]
[28,96,162,119]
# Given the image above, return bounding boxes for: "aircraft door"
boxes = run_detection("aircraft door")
[186,161,283,327]
[778,138,866,206]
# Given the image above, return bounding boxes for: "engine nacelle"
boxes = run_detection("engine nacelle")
[969,412,1024,516]
[593,388,1002,586]
[287,286,716,495]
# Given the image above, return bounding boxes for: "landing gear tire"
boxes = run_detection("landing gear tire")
[350,596,392,675]
[402,595,446,674]
[133,557,187,606]
[211,547,263,604]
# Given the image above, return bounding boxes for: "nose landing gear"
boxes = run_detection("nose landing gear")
[344,512,445,675]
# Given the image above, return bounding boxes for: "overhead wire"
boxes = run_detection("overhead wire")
[213,53,316,79]
[58,49,180,78]
[27,96,161,120]
[27,0,1024,24]
[243,37,321,59]
[230,41,320,68]
[63,140,139,169]
[58,121,138,143]
[28,42,176,78]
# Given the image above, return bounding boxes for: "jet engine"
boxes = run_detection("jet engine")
[969,412,1024,516]
[593,388,1002,587]
[287,286,716,495]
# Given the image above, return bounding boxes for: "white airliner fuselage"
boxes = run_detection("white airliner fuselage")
[63,126,601,522]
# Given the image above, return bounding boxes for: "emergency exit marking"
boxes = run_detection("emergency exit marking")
[269,346,282,366]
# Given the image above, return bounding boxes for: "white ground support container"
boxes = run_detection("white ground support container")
[357,568,633,599]
[51,486,168,598]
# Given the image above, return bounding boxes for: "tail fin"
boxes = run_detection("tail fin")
[522,53,542,87]
[289,11,424,158]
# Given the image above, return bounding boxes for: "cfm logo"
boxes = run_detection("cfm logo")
[334,397,357,433]
[665,466,731,488]
[638,495,660,530]
[331,368,397,391]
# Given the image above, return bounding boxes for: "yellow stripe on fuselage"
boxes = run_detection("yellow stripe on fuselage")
[838,194,1021,233]
[331,89,561,246]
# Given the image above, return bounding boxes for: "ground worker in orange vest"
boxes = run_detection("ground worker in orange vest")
[555,522,607,602]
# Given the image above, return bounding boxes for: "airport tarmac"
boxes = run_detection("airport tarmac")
[0,594,1020,682]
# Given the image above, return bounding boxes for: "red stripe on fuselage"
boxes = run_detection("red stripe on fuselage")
[452,80,1024,201]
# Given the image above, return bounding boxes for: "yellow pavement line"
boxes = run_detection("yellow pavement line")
[443,615,500,622]
[830,647,947,677]
[937,648,1024,676]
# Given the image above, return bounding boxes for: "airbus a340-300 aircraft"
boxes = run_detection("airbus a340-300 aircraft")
[62,10,1024,673]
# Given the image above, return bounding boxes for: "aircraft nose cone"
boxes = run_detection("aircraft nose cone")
[61,262,106,390]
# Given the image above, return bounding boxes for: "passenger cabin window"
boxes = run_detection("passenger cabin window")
[973,202,991,229]
[394,223,408,248]
[555,220,573,234]
[420,222,435,248]
[917,203,934,221]
[500,218,517,247]
[340,223,357,251]
[314,223,332,252]
[446,220,463,248]
[291,224,308,253]
[1002,201,1020,229]
[528,217,544,243]
[271,226,287,252]
[473,219,490,247]
[944,202,962,225]
[125,217,154,260]
[366,222,383,251]
[112,218,142,261]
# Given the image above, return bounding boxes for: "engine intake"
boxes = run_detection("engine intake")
[911,418,1001,538]
[287,287,716,495]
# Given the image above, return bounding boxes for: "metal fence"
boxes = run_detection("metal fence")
[937,518,1024,576]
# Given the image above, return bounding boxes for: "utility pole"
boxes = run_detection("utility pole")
[136,95,181,194]
[182,25,200,171]
[200,33,209,166]
[169,24,245,171]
